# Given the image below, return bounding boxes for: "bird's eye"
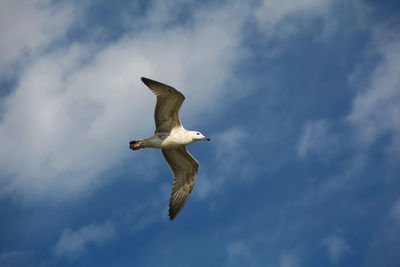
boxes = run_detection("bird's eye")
[197,133,200,135]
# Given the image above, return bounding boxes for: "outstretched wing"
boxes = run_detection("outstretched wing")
[141,77,185,133]
[161,146,199,220]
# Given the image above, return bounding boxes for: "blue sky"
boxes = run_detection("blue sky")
[0,0,400,266]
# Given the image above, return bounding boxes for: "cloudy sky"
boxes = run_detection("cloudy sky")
[0,0,400,266]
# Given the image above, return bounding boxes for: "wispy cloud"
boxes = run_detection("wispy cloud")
[0,0,370,206]
[346,27,400,154]
[296,21,400,205]
[0,0,77,72]
[254,0,369,43]
[255,0,332,34]
[297,120,339,161]
[364,198,400,267]
[196,127,252,199]
[50,184,168,261]
[53,221,115,258]
[2,1,398,267]
[321,231,351,264]
[390,198,400,223]
[226,240,255,266]
[0,250,33,267]
[0,1,247,202]
[279,252,300,267]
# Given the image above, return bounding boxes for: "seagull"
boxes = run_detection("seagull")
[129,77,210,220]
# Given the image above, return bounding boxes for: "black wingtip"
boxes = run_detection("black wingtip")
[141,77,149,83]
[141,77,157,88]
[169,211,177,221]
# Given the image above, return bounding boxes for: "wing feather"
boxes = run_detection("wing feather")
[161,146,199,220]
[141,77,185,132]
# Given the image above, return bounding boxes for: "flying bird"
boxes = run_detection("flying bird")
[129,77,210,220]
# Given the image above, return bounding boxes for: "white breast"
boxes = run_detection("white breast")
[161,128,193,148]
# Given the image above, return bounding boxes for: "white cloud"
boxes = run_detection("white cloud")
[255,0,331,28]
[254,0,339,42]
[214,128,247,161]
[389,198,400,224]
[0,250,33,267]
[321,232,351,264]
[255,0,371,46]
[0,1,246,202]
[53,221,115,258]
[226,240,254,265]
[297,153,366,206]
[0,0,77,72]
[196,127,252,199]
[0,0,370,204]
[346,28,400,154]
[297,24,400,203]
[279,253,300,267]
[114,184,169,232]
[297,120,339,160]
[364,199,400,267]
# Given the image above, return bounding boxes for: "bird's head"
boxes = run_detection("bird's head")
[190,131,210,142]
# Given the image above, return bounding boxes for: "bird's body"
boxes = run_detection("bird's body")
[134,127,196,149]
[129,77,210,220]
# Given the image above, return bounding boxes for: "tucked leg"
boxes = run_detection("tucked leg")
[129,140,145,150]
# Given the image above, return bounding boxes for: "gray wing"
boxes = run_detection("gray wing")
[161,146,199,220]
[141,77,185,133]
